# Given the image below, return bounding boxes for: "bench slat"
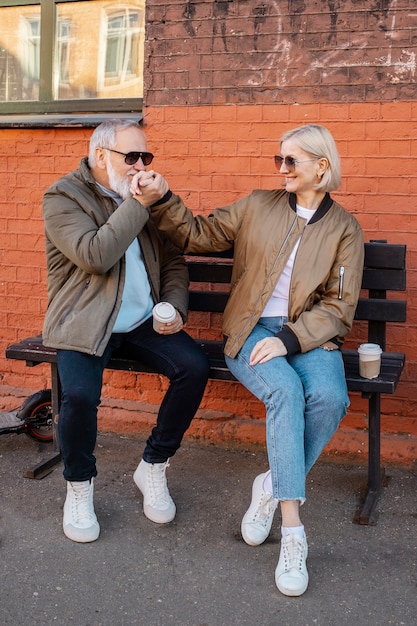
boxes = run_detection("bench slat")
[354,298,407,322]
[5,336,405,393]
[188,261,233,284]
[362,268,406,291]
[364,243,406,269]
[189,291,230,312]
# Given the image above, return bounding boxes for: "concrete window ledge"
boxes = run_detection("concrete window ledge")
[0,113,142,129]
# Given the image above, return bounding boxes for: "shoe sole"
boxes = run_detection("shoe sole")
[63,522,100,543]
[275,575,309,597]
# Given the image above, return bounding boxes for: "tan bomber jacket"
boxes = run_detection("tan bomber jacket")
[151,189,364,359]
[42,158,189,357]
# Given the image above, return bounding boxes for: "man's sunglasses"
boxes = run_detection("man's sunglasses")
[103,148,154,166]
[274,155,318,171]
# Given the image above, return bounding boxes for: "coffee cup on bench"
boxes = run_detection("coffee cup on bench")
[358,343,382,379]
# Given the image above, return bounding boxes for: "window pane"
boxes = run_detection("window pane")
[0,5,41,102]
[55,0,145,100]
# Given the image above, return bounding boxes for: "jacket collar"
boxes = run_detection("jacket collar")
[289,192,333,224]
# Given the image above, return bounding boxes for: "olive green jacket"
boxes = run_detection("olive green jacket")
[42,158,188,357]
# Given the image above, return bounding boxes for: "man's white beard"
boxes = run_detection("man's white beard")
[107,159,132,200]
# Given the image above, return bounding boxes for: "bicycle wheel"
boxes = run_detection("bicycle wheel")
[18,389,53,443]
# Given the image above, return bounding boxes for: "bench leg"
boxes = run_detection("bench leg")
[354,392,385,525]
[51,363,61,454]
[25,363,61,479]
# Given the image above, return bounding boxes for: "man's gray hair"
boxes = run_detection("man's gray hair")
[88,119,143,168]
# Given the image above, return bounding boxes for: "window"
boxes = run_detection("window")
[56,19,71,90]
[23,16,41,97]
[105,11,140,82]
[0,0,145,117]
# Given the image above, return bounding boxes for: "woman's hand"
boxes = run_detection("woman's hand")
[250,337,288,366]
[130,171,169,207]
[154,310,184,335]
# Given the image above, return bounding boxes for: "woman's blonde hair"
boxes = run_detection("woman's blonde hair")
[280,124,341,192]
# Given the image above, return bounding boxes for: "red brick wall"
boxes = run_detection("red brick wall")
[1,0,417,465]
[141,102,417,465]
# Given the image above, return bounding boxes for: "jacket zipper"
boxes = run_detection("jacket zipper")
[233,215,299,347]
[338,266,345,300]
[94,267,123,355]
[139,231,158,302]
[287,219,310,315]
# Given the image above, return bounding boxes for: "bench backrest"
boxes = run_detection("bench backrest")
[186,241,407,351]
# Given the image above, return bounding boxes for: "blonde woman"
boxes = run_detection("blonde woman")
[132,124,364,596]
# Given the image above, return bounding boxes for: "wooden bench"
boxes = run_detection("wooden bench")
[5,241,407,524]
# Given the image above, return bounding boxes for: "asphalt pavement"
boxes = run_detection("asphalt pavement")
[1,431,416,626]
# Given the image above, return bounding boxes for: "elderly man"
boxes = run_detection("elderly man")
[42,119,209,543]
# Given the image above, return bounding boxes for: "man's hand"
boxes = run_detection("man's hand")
[154,310,184,335]
[250,337,288,365]
[130,170,169,207]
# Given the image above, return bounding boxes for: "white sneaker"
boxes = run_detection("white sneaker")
[241,472,278,546]
[63,479,100,543]
[133,459,176,524]
[275,533,309,597]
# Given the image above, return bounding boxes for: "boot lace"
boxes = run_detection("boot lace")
[69,482,95,523]
[146,461,171,505]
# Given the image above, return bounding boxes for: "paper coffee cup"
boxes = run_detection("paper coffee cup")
[152,302,176,332]
[357,343,382,379]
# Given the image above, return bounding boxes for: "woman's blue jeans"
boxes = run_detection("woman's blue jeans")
[225,317,349,502]
[56,317,209,482]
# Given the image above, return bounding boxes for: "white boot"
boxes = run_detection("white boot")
[133,459,176,524]
[63,478,100,543]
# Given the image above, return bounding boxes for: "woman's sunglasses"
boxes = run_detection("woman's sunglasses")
[103,148,154,166]
[274,155,318,171]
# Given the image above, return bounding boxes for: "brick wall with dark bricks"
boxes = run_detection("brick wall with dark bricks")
[145,0,417,106]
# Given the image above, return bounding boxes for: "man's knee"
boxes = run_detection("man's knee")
[61,384,101,414]
[175,341,210,379]
[184,351,210,385]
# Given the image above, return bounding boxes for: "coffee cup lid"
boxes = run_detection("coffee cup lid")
[358,343,382,355]
[153,302,176,322]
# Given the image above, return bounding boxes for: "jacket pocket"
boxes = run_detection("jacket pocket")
[59,278,91,325]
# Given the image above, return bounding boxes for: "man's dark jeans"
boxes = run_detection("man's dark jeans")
[56,317,210,481]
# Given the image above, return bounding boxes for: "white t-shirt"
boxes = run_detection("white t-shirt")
[261,205,316,318]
